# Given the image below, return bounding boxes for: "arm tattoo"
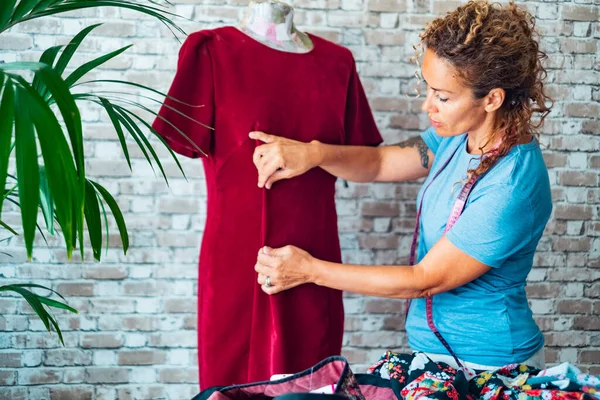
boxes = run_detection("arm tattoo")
[397,137,430,169]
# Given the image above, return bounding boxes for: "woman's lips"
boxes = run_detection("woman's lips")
[430,118,442,127]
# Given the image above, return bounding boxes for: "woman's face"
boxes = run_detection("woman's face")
[420,48,488,138]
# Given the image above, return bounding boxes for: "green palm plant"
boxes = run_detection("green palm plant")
[0,0,204,344]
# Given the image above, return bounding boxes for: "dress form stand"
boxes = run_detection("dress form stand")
[239,0,314,53]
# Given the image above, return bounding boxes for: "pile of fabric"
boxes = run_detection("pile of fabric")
[368,351,600,400]
[193,352,599,399]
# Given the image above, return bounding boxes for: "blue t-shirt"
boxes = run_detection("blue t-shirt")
[406,127,552,366]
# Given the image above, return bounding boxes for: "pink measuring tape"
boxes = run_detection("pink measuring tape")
[407,134,500,371]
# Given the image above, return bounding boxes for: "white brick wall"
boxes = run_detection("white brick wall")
[1,0,599,398]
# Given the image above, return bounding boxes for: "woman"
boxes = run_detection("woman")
[250,0,553,371]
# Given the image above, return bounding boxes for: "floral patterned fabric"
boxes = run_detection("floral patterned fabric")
[367,351,599,400]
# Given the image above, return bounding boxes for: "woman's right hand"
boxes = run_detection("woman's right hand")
[249,131,320,189]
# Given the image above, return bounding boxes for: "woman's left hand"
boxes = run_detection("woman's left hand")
[255,245,316,294]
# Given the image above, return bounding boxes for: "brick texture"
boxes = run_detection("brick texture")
[1,0,599,398]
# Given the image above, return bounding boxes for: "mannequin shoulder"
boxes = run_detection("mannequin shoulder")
[176,30,216,62]
[180,27,245,58]
[305,33,357,75]
[184,29,217,46]
[309,33,354,60]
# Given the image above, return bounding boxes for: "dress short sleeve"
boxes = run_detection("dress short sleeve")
[343,58,383,147]
[152,31,214,158]
[420,126,443,155]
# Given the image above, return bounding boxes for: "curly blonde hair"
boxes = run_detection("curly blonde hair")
[415,1,553,177]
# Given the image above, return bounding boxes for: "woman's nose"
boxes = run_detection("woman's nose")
[421,88,437,113]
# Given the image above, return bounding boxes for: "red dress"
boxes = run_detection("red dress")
[153,26,382,389]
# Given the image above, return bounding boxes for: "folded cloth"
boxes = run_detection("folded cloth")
[367,351,600,400]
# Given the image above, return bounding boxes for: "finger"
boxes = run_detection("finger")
[252,148,263,167]
[253,145,274,167]
[262,245,290,257]
[255,262,273,276]
[258,158,283,189]
[249,131,276,144]
[257,246,269,256]
[257,253,280,268]
[257,151,281,170]
[265,170,291,190]
[257,151,272,169]
[261,284,278,295]
[257,273,266,285]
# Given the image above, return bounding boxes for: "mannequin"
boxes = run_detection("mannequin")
[153,5,382,389]
[239,0,313,53]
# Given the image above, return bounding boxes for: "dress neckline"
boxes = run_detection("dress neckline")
[227,25,318,56]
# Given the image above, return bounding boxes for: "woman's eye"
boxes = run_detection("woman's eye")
[435,93,449,103]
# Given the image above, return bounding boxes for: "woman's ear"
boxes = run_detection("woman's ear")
[484,88,506,113]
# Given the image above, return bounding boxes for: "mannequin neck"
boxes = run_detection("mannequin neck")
[239,0,313,53]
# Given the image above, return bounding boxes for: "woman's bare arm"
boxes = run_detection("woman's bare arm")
[254,236,490,299]
[315,136,434,183]
[250,131,435,188]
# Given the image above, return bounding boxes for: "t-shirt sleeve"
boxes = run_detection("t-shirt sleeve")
[152,32,214,158]
[420,126,443,155]
[445,184,534,268]
[343,58,383,147]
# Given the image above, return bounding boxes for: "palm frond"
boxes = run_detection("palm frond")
[1,0,187,37]
[0,0,202,342]
[0,283,77,345]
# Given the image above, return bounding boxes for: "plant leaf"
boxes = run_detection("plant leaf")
[116,106,168,184]
[0,61,49,71]
[84,180,102,261]
[33,66,85,257]
[74,79,211,116]
[0,220,18,235]
[25,1,186,37]
[90,180,129,254]
[120,96,208,157]
[64,45,133,89]
[31,0,63,14]
[10,0,38,23]
[14,74,78,258]
[85,94,193,178]
[0,79,14,220]
[35,66,84,174]
[88,88,210,131]
[1,283,69,302]
[33,45,63,97]
[0,283,77,345]
[0,0,17,32]
[73,94,158,173]
[98,97,131,170]
[96,189,110,257]
[7,286,50,331]
[100,100,155,172]
[37,294,77,314]
[38,45,63,67]
[47,312,64,346]
[121,106,187,181]
[2,183,17,201]
[14,86,39,260]
[38,167,55,235]
[54,23,103,77]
